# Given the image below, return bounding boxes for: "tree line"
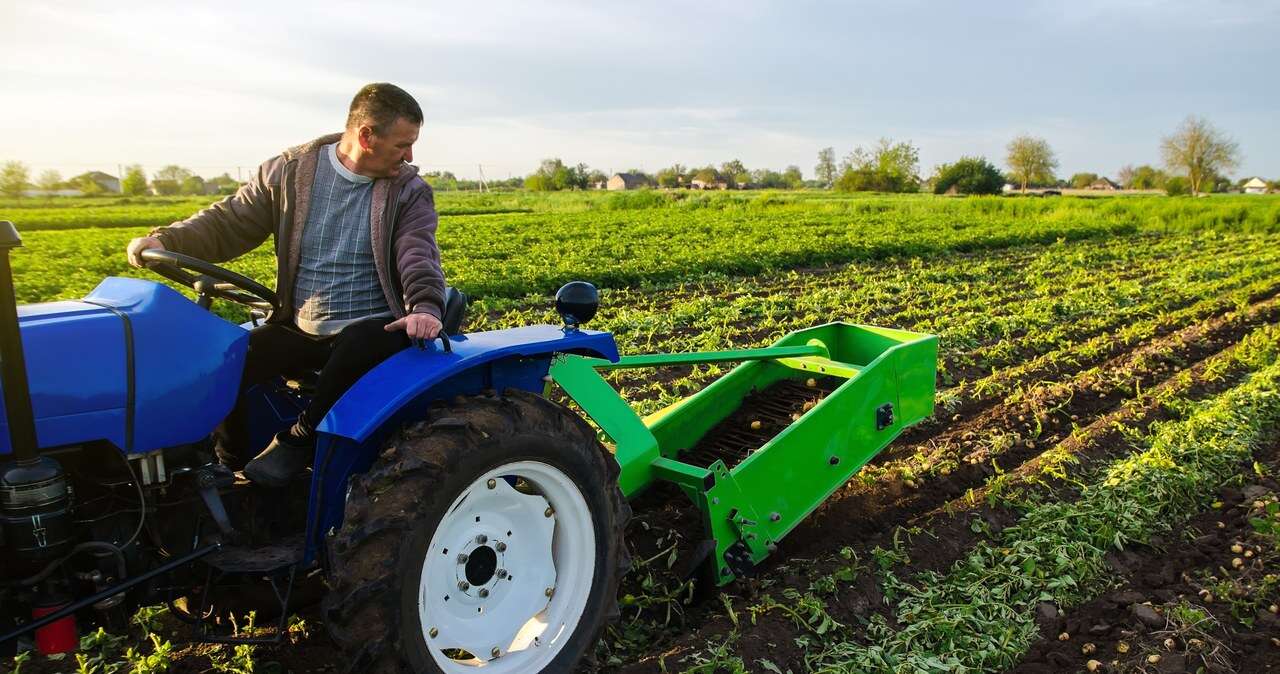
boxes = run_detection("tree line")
[3,115,1270,199]
[0,163,240,198]
[812,114,1264,197]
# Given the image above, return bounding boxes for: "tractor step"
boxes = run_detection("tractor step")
[179,536,304,645]
[204,534,305,574]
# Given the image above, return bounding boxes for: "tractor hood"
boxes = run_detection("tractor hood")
[0,278,248,455]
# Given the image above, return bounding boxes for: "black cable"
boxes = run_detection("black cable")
[115,449,147,550]
[2,541,127,588]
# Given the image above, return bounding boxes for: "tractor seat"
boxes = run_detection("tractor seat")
[282,286,468,394]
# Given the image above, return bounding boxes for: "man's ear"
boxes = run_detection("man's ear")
[358,125,376,151]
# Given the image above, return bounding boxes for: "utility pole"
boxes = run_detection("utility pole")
[477,164,488,193]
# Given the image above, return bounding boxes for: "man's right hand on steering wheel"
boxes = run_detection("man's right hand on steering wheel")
[126,236,166,268]
[123,240,278,312]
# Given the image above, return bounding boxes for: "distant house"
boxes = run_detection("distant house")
[1089,177,1121,191]
[690,178,729,190]
[85,171,121,193]
[21,189,85,198]
[1244,177,1269,195]
[607,173,651,190]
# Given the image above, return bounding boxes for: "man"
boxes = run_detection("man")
[126,82,445,486]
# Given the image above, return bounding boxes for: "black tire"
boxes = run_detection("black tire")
[322,389,630,673]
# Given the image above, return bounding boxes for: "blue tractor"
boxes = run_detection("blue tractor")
[0,221,630,673]
[0,219,940,672]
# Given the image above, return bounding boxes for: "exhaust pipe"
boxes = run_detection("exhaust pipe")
[0,221,39,462]
[0,221,75,573]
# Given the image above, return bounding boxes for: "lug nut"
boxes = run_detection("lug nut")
[497,569,508,579]
[429,628,438,638]
[491,647,501,658]
[544,507,554,518]
[476,534,488,544]
[545,587,555,597]
[496,542,507,552]
[487,478,497,489]
[479,589,490,598]
[458,581,470,591]
[457,553,469,564]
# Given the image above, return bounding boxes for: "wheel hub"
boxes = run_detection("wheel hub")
[464,545,498,587]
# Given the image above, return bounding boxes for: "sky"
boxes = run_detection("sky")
[1,0,1276,182]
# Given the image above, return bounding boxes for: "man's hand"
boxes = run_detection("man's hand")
[384,312,443,340]
[126,236,166,268]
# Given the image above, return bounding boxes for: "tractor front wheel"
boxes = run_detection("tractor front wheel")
[322,390,629,673]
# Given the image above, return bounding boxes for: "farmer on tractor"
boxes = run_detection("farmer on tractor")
[125,82,445,487]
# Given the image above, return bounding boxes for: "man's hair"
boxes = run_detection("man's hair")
[346,83,423,135]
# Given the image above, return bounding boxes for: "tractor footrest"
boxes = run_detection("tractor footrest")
[180,537,303,645]
[204,534,304,574]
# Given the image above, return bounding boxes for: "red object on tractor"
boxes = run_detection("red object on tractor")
[31,601,77,655]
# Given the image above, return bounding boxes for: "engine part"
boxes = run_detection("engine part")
[1,456,75,572]
[31,595,77,655]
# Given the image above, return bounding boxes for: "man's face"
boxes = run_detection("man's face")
[360,117,421,177]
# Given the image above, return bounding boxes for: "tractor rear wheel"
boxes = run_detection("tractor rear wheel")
[322,389,630,673]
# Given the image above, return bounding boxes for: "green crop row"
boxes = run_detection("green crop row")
[9,201,1144,306]
[607,322,1280,673]
[507,232,1276,413]
[0,194,533,231]
[813,352,1280,672]
[12,225,1276,421]
[5,190,1279,232]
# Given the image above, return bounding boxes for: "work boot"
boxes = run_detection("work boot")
[243,431,313,487]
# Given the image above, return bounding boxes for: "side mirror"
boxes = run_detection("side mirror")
[555,281,599,331]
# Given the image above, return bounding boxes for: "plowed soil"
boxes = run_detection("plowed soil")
[1014,436,1280,674]
[602,299,1280,673]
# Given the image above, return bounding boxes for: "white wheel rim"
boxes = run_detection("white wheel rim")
[419,460,596,672]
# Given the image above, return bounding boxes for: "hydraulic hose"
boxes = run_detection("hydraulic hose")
[2,541,127,588]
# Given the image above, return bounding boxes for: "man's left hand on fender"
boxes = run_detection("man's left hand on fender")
[384,312,442,340]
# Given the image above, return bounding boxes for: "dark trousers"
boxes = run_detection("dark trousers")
[214,317,410,466]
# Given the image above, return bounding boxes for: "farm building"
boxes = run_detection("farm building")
[691,178,729,190]
[1089,177,1121,190]
[84,170,121,193]
[607,173,651,190]
[1244,177,1269,195]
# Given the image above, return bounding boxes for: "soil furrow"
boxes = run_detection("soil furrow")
[1012,435,1280,674]
[602,305,1280,672]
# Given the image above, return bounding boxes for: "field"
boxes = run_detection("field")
[4,191,1280,673]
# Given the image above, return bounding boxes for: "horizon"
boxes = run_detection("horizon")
[2,1,1277,183]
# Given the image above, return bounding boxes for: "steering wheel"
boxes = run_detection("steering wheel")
[139,248,278,313]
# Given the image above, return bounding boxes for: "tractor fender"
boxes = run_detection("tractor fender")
[317,324,618,443]
[304,325,617,560]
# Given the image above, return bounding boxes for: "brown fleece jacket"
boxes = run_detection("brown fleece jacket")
[150,133,446,322]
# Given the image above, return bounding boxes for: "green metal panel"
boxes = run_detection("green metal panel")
[549,322,937,583]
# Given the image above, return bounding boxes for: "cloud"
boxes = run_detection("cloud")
[2,1,1276,179]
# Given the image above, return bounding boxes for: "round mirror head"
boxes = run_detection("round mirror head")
[555,281,599,329]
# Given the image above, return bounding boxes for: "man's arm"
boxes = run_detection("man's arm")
[144,158,280,263]
[392,184,447,320]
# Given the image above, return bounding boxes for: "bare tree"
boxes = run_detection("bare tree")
[1160,115,1240,195]
[153,165,194,183]
[36,170,63,191]
[814,147,836,187]
[1116,164,1136,189]
[1005,135,1058,192]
